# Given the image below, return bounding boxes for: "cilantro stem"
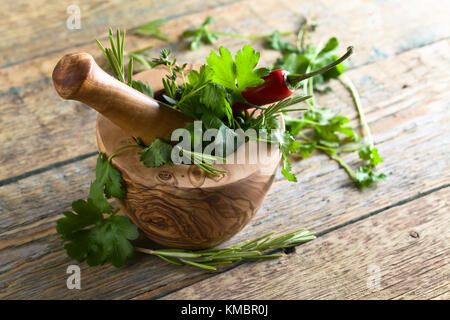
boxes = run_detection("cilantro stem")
[324,150,357,181]
[213,30,293,40]
[339,73,374,148]
[107,144,144,163]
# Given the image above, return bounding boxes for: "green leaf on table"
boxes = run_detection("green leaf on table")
[56,199,103,239]
[267,30,297,52]
[359,145,383,166]
[64,215,139,267]
[355,166,386,188]
[140,138,173,167]
[133,18,168,40]
[88,154,126,213]
[183,16,218,50]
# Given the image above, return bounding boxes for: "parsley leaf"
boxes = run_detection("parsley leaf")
[206,46,236,90]
[63,215,139,267]
[359,145,383,166]
[140,138,173,167]
[355,166,386,188]
[131,80,154,98]
[133,18,168,41]
[88,154,126,213]
[183,16,218,50]
[235,45,265,90]
[57,199,103,239]
[281,153,297,182]
[267,30,297,52]
[207,45,265,94]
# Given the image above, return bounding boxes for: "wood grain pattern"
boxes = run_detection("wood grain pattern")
[1,0,449,181]
[0,40,449,298]
[0,0,238,67]
[1,0,450,300]
[162,187,450,300]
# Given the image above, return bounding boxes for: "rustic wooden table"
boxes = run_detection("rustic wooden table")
[0,0,449,300]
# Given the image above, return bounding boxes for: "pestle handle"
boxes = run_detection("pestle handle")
[52,53,192,145]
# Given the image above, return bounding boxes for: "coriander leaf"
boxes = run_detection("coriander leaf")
[200,82,232,120]
[140,138,173,167]
[355,166,386,188]
[183,16,218,50]
[319,37,339,54]
[281,153,297,182]
[64,230,92,262]
[133,18,168,40]
[131,80,154,98]
[89,154,126,213]
[201,111,224,129]
[275,52,310,74]
[298,141,317,158]
[206,46,236,90]
[270,130,300,154]
[359,145,383,166]
[57,199,103,239]
[267,30,297,52]
[88,215,139,267]
[64,215,139,267]
[187,65,214,89]
[235,45,265,91]
[265,116,280,130]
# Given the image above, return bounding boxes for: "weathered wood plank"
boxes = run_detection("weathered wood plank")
[161,187,450,300]
[0,0,237,68]
[1,0,449,181]
[0,40,449,299]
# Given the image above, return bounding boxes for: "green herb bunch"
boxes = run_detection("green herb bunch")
[56,28,316,269]
[267,20,386,187]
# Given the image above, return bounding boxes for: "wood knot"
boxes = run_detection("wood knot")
[156,170,177,185]
[188,165,206,187]
[409,231,419,238]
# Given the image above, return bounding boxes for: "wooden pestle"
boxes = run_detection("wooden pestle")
[52,53,192,145]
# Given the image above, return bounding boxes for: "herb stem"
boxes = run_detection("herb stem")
[339,73,374,148]
[107,144,144,162]
[213,30,293,40]
[324,150,356,181]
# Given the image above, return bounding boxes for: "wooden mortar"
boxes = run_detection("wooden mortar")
[53,53,282,249]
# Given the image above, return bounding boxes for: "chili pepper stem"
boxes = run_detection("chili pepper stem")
[287,46,354,89]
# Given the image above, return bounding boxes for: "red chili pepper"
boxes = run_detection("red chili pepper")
[233,46,353,112]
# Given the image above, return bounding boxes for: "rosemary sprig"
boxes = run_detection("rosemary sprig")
[96,28,132,84]
[135,229,316,270]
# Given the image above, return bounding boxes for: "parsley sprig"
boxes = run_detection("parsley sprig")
[271,21,386,187]
[57,150,140,267]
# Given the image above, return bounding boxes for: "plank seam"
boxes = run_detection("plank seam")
[0,0,243,69]
[0,151,98,187]
[133,183,450,300]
